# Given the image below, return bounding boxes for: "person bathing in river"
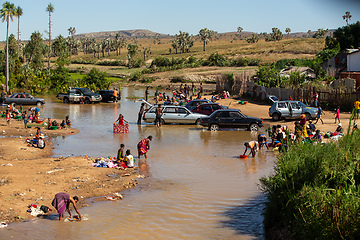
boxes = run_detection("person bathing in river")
[137,135,153,159]
[258,134,269,150]
[51,192,81,221]
[243,141,258,157]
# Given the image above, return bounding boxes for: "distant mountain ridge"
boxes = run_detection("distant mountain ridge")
[75,29,170,39]
[74,29,335,39]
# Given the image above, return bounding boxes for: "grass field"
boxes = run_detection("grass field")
[67,37,325,83]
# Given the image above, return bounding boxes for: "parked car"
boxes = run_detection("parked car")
[96,90,121,102]
[185,99,212,110]
[199,109,263,131]
[57,87,102,104]
[142,103,207,125]
[268,96,318,121]
[5,93,45,105]
[191,103,228,115]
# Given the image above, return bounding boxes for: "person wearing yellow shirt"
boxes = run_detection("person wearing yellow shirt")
[354,99,360,120]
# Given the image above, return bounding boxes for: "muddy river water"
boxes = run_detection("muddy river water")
[1,88,276,239]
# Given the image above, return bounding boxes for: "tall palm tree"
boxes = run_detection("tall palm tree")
[0,2,17,92]
[46,3,54,73]
[199,28,215,51]
[342,11,352,25]
[16,6,22,59]
[285,28,291,38]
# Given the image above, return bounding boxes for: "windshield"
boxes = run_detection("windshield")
[80,88,92,93]
[297,102,308,108]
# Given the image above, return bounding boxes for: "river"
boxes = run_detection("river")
[1,88,276,239]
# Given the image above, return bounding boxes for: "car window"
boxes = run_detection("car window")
[19,94,25,98]
[291,102,300,109]
[278,102,287,108]
[177,108,187,114]
[148,107,156,113]
[218,112,230,118]
[25,93,31,98]
[204,106,211,110]
[212,105,221,110]
[230,112,242,118]
[164,107,176,113]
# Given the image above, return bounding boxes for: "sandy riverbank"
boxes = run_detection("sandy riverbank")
[0,117,144,225]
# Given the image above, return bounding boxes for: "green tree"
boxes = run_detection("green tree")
[67,26,76,36]
[82,68,110,91]
[285,27,291,38]
[246,34,259,43]
[271,27,283,41]
[127,44,138,68]
[50,51,70,92]
[333,22,360,50]
[16,6,22,59]
[46,3,54,73]
[142,47,151,61]
[342,11,352,25]
[237,26,243,36]
[0,1,16,92]
[52,35,67,56]
[199,28,215,51]
[24,31,46,71]
[313,28,328,39]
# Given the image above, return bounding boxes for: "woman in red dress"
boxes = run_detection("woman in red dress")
[113,114,129,133]
[137,135,153,159]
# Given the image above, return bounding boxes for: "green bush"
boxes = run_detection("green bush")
[71,59,96,64]
[260,130,360,239]
[96,60,126,66]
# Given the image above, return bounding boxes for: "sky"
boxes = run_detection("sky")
[1,0,360,41]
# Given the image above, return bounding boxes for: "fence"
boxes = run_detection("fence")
[215,73,360,112]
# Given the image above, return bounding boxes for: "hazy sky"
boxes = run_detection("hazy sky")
[1,0,360,41]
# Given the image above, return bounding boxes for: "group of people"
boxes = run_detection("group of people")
[242,112,345,158]
[115,135,153,169]
[46,116,71,130]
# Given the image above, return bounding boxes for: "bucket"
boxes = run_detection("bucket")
[240,155,248,159]
[50,126,58,130]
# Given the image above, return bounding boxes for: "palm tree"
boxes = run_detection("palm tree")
[199,28,215,51]
[342,11,352,25]
[285,28,291,34]
[237,26,243,38]
[46,3,54,73]
[68,26,76,36]
[16,6,22,59]
[0,2,17,92]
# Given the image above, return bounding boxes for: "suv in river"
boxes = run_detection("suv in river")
[268,95,318,121]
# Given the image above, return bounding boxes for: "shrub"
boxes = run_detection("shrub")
[260,130,360,239]
[96,60,126,66]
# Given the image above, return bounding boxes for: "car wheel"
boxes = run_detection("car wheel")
[84,98,91,104]
[63,98,69,104]
[272,113,280,121]
[36,101,43,106]
[195,119,201,126]
[305,113,311,120]
[209,124,219,131]
[249,123,259,132]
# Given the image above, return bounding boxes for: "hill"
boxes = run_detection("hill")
[74,29,170,39]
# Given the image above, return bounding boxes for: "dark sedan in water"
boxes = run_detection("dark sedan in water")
[199,109,263,131]
[5,93,45,105]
